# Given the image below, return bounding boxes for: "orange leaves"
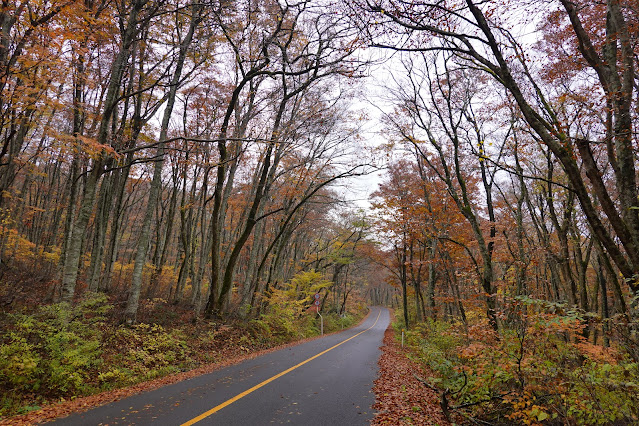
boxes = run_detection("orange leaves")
[574,341,619,364]
[459,342,486,360]
[372,328,450,425]
[50,132,119,160]
[76,135,118,160]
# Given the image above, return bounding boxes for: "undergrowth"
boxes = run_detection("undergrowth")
[0,290,364,419]
[252,270,358,342]
[397,299,639,425]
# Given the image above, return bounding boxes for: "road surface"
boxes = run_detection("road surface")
[51,306,390,425]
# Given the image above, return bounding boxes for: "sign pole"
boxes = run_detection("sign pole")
[314,293,323,336]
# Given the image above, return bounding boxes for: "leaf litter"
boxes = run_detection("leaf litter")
[372,327,450,425]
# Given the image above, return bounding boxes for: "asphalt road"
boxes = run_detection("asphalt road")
[50,306,390,425]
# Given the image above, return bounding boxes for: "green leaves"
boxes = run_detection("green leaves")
[398,308,639,425]
[0,293,110,400]
[110,323,192,381]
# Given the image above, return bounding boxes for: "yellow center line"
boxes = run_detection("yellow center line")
[181,309,382,426]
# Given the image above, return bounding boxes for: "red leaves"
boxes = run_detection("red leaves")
[372,327,449,425]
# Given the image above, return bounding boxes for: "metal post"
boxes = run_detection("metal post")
[401,329,404,348]
[318,311,323,336]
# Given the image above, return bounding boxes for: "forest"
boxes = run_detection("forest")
[1,0,639,424]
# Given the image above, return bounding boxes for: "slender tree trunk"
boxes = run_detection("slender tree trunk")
[100,151,135,292]
[124,4,201,322]
[59,0,144,303]
[596,253,610,347]
[60,163,102,302]
[87,176,112,291]
[426,238,437,318]
[190,169,213,312]
[147,168,178,298]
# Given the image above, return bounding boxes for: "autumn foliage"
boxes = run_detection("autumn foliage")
[2,0,639,424]
[364,0,639,423]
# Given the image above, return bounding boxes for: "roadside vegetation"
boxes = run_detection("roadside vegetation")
[361,1,639,424]
[0,290,365,419]
[379,304,639,425]
[372,316,449,426]
[3,1,639,425]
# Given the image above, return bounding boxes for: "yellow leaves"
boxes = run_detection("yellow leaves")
[1,191,13,203]
[0,228,40,264]
[42,246,61,264]
[289,270,332,301]
[506,393,551,425]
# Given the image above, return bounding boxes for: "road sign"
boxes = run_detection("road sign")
[314,299,320,306]
[314,293,320,300]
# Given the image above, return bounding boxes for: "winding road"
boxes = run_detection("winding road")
[51,306,390,425]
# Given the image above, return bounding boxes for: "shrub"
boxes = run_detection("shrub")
[402,299,639,425]
[0,293,110,398]
[258,271,363,343]
[0,337,41,391]
[107,322,194,382]
[259,288,314,342]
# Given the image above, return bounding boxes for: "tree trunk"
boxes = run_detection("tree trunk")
[59,0,144,303]
[124,4,201,322]
[60,163,102,302]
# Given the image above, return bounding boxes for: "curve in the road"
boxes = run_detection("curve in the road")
[51,306,390,425]
[182,308,382,425]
